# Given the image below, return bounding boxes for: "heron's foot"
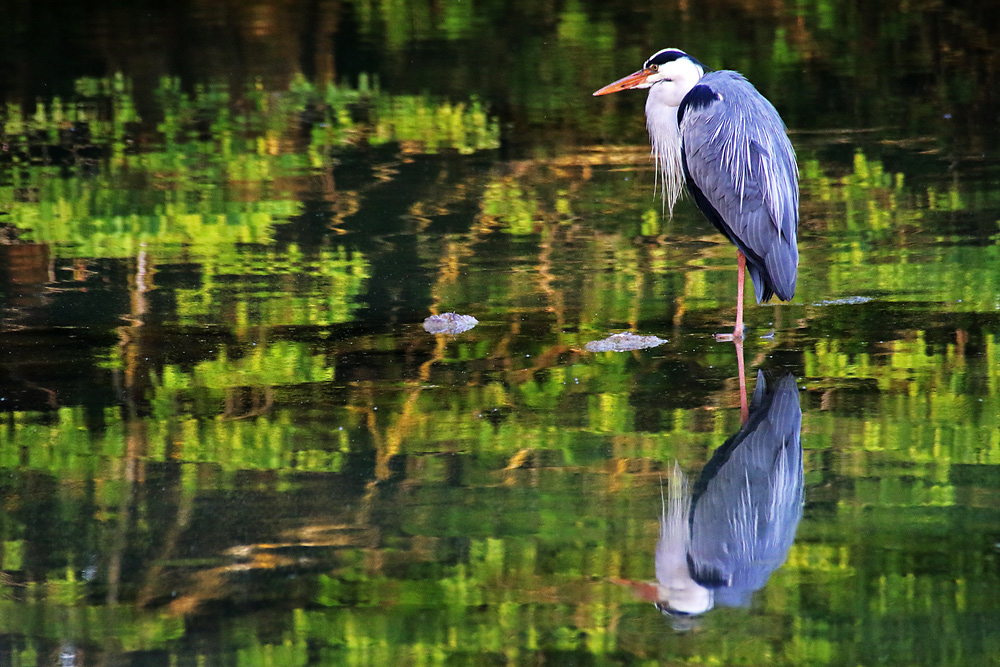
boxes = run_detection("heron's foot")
[714,327,744,343]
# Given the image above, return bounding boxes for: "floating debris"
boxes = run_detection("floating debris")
[423,312,479,335]
[812,296,873,306]
[585,332,667,352]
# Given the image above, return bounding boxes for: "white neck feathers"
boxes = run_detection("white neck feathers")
[645,87,685,217]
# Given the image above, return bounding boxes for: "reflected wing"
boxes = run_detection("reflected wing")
[687,371,803,607]
[679,71,799,302]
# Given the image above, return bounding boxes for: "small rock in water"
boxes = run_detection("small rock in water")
[423,312,478,335]
[812,296,872,306]
[585,332,667,353]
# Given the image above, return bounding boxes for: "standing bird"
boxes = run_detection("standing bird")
[594,49,799,341]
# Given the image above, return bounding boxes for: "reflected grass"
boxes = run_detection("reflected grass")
[0,68,999,667]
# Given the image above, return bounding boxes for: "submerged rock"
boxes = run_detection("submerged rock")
[585,332,667,352]
[811,296,873,306]
[423,312,479,335]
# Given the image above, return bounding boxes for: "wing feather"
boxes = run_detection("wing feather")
[680,71,799,302]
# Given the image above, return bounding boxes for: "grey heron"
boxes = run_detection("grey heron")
[594,49,799,341]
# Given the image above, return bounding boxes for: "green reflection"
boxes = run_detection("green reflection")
[0,5,998,665]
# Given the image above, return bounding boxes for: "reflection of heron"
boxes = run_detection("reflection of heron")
[682,371,803,610]
[594,49,799,341]
[615,371,802,617]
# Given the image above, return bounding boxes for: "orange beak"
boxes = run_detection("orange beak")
[593,68,654,96]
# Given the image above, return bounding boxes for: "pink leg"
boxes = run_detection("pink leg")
[715,250,747,342]
[734,250,746,341]
[735,336,748,423]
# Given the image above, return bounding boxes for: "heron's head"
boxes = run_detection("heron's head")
[593,48,706,107]
[654,582,714,617]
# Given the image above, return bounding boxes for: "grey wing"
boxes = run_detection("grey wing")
[680,71,799,302]
[687,372,803,605]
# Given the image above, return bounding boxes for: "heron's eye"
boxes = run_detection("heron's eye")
[649,64,658,72]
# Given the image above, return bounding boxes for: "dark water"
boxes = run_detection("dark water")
[1,2,1000,666]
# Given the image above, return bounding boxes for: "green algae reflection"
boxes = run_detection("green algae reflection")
[0,64,999,667]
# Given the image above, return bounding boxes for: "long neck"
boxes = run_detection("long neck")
[655,464,713,614]
[645,86,685,217]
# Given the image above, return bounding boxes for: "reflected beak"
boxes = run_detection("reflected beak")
[593,68,654,96]
[607,578,661,603]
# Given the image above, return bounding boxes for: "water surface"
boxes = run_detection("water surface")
[1,2,999,666]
